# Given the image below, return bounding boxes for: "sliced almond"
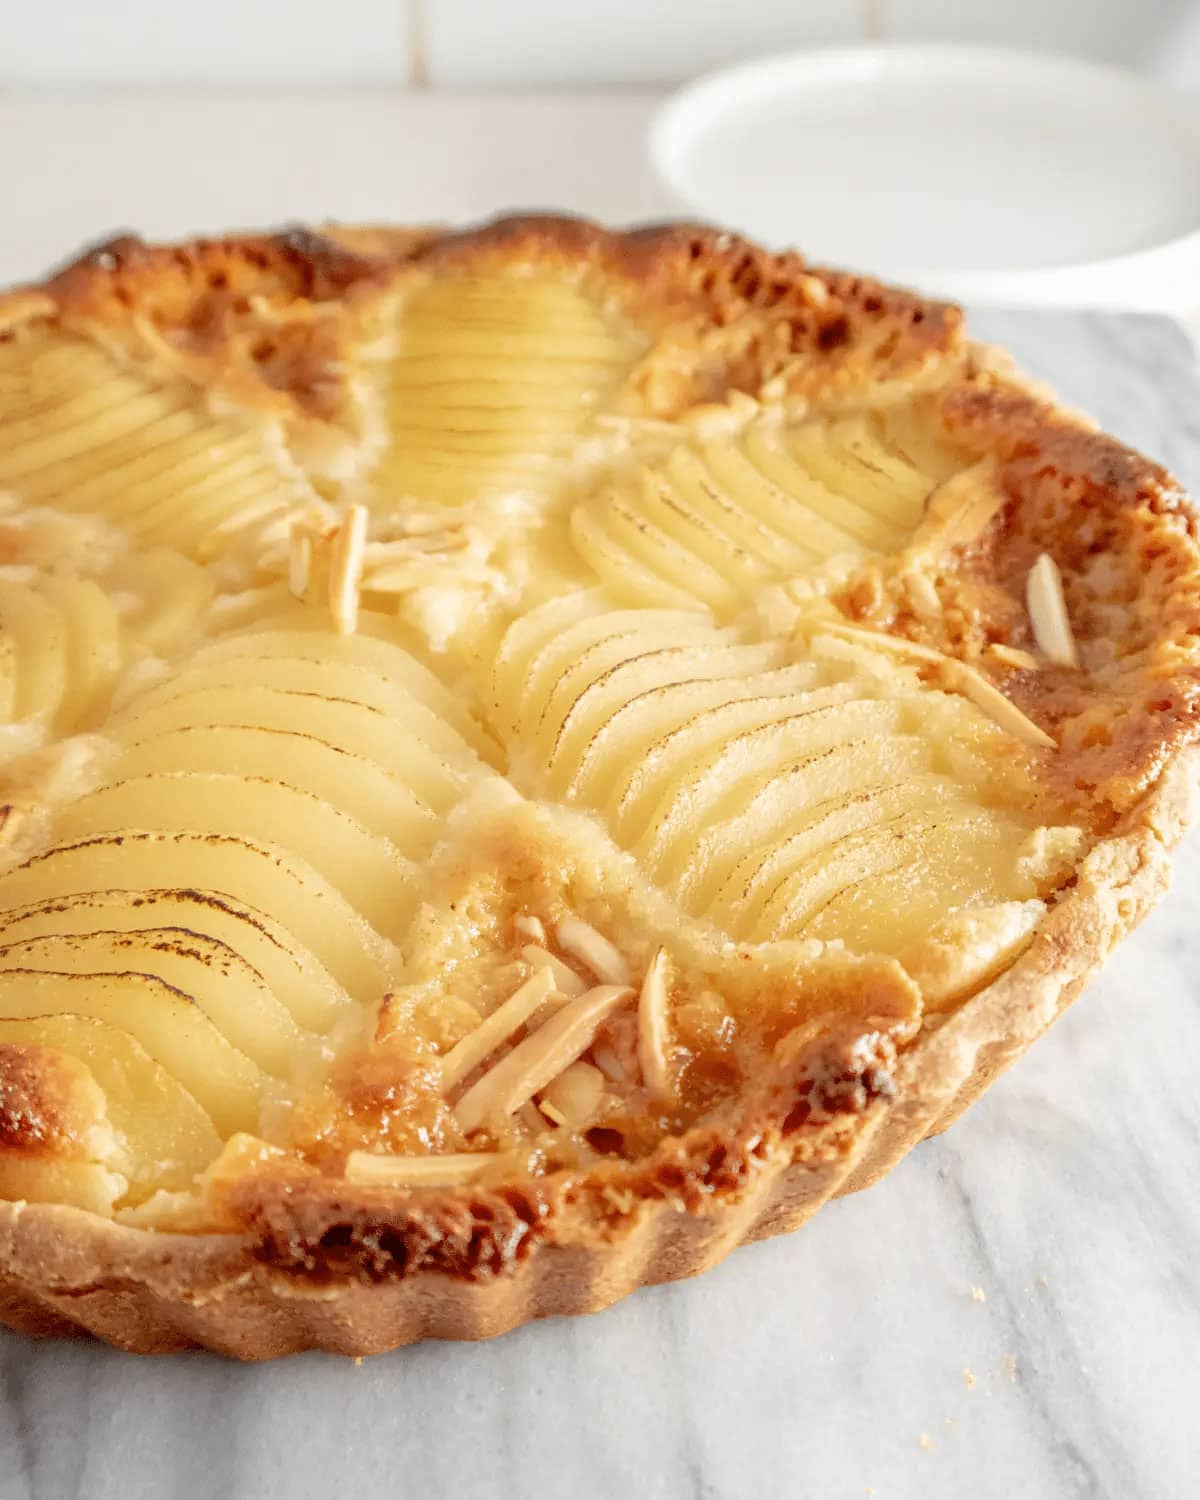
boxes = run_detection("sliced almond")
[555,917,630,985]
[1026,553,1079,667]
[903,569,942,621]
[437,967,555,1093]
[344,1150,497,1187]
[287,525,312,602]
[455,984,633,1135]
[820,621,1055,749]
[952,660,1057,749]
[521,944,587,998]
[818,620,946,666]
[364,555,498,592]
[328,503,368,636]
[987,642,1040,672]
[538,1099,569,1128]
[513,913,547,945]
[540,1060,605,1126]
[637,947,673,1098]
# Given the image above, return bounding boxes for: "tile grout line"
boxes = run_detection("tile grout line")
[406,0,429,88]
[860,0,889,40]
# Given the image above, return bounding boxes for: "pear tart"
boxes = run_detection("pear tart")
[0,218,1195,1358]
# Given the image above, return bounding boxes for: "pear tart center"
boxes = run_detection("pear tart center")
[0,254,1093,1223]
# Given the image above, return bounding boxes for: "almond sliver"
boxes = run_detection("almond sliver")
[555,917,631,985]
[328,503,368,636]
[344,1150,497,1187]
[288,524,312,601]
[522,944,587,998]
[538,1099,569,1128]
[455,984,633,1134]
[513,913,547,945]
[950,660,1056,749]
[820,621,1055,748]
[1026,553,1079,667]
[438,967,555,1093]
[987,642,1040,671]
[637,948,673,1098]
[540,1060,605,1126]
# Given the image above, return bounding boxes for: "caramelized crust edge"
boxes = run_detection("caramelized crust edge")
[0,216,1196,1354]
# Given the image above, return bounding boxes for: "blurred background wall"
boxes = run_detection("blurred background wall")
[2,0,1198,87]
[5,0,1199,291]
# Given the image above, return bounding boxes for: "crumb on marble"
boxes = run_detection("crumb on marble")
[1036,1274,1049,1288]
[963,1367,976,1390]
[919,1433,935,1452]
[970,1285,987,1302]
[1001,1354,1018,1382]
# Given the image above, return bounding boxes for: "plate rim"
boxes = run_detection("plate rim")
[649,42,1200,313]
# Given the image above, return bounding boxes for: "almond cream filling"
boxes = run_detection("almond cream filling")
[0,275,1098,1230]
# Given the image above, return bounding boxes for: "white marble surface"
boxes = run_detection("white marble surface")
[1,91,1199,1500]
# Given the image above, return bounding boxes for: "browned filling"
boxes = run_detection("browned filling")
[0,220,1194,1229]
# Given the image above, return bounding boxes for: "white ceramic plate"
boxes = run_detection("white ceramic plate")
[650,45,1200,312]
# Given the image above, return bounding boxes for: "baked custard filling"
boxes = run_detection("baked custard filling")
[0,229,1194,1236]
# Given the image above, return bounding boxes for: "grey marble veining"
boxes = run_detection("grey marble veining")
[1,311,1198,1500]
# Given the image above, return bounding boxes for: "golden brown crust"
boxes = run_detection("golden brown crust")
[831,364,1200,825]
[408,215,964,417]
[0,1045,118,1218]
[0,751,1190,1356]
[944,379,1200,816]
[0,1044,94,1157]
[0,213,964,432]
[15,227,397,428]
[0,214,1197,1356]
[223,1015,898,1278]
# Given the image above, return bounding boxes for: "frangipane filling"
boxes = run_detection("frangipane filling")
[0,264,1091,1226]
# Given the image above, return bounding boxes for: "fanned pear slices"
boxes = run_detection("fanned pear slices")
[0,967,263,1136]
[495,598,1076,954]
[0,326,318,554]
[570,410,961,613]
[0,927,305,1076]
[0,890,348,1032]
[0,831,391,1002]
[5,220,1174,1281]
[0,574,112,727]
[0,509,214,746]
[0,1012,221,1202]
[377,274,637,504]
[0,607,507,1208]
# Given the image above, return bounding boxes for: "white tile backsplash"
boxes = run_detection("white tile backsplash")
[886,0,1195,69]
[0,0,1193,84]
[423,0,858,84]
[1,0,408,81]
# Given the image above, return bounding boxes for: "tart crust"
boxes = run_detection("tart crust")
[0,216,1196,1356]
[0,749,1190,1357]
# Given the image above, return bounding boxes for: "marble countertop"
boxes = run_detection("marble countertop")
[1,90,1198,1500]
